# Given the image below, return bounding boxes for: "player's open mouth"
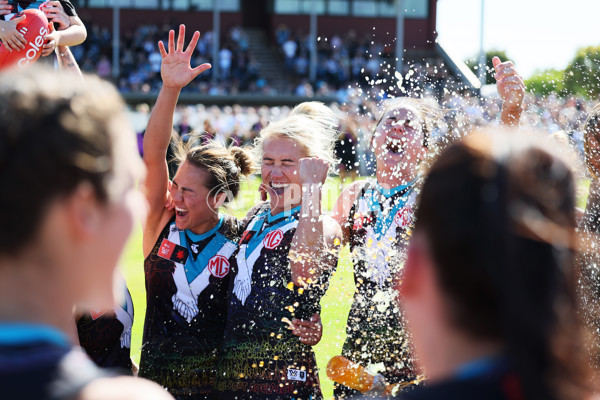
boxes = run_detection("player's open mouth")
[175,207,189,217]
[270,182,290,196]
[386,137,403,155]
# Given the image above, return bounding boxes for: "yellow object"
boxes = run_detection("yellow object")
[326,355,374,393]
[326,355,423,395]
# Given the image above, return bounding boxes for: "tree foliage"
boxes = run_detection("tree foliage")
[524,69,564,97]
[563,45,600,98]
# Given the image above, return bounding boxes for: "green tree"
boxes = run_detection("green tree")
[465,49,510,85]
[563,45,600,98]
[524,69,564,96]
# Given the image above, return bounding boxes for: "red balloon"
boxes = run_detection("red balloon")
[0,9,51,70]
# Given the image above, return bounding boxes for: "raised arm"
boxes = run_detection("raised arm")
[289,158,342,286]
[55,46,83,79]
[142,25,210,255]
[493,56,525,127]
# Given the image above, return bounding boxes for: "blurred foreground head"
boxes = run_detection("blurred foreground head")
[0,67,144,315]
[400,130,591,400]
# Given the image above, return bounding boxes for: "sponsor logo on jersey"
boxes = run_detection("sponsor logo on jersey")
[191,244,199,254]
[287,368,307,382]
[240,230,256,245]
[394,206,414,228]
[263,229,284,250]
[208,255,230,278]
[90,309,106,320]
[158,238,189,264]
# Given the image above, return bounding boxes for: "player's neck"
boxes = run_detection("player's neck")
[376,168,415,190]
[0,260,74,339]
[419,327,503,383]
[188,212,220,235]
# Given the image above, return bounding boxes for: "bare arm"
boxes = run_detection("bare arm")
[56,46,83,79]
[493,57,525,127]
[142,25,211,256]
[50,15,87,47]
[289,158,342,286]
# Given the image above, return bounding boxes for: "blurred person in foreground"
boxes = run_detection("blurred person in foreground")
[578,103,600,373]
[395,130,595,400]
[0,67,173,400]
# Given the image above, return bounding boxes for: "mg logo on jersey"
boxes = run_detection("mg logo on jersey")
[208,255,230,278]
[394,206,414,228]
[263,229,284,250]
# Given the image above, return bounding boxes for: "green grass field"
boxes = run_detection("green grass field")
[119,176,591,399]
[120,177,358,399]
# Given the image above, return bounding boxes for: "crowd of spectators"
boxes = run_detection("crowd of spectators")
[274,24,455,98]
[74,23,263,94]
[72,22,462,97]
[127,88,591,180]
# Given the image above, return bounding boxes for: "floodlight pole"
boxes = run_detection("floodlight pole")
[112,1,120,79]
[478,0,486,88]
[395,0,404,75]
[309,0,317,83]
[212,0,220,83]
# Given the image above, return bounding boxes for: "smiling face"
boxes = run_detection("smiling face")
[171,160,220,233]
[261,136,307,215]
[372,105,427,184]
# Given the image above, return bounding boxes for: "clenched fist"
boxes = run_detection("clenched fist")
[299,157,329,187]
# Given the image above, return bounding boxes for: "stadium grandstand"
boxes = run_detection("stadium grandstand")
[73,0,479,105]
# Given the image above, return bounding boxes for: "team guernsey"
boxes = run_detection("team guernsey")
[0,323,110,400]
[336,179,418,398]
[77,276,134,372]
[139,214,242,399]
[215,203,331,400]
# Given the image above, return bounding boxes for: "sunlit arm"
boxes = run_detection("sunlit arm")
[290,184,341,286]
[56,46,82,80]
[55,16,87,46]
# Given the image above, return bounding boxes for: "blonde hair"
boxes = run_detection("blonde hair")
[254,102,339,172]
[290,101,339,130]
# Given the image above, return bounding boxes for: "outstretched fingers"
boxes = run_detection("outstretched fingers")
[158,40,167,58]
[192,63,212,78]
[185,30,200,55]
[176,24,185,52]
[168,29,175,54]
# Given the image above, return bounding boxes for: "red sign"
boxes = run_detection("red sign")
[208,255,230,278]
[394,206,414,228]
[263,229,284,250]
[158,239,175,258]
[90,309,106,320]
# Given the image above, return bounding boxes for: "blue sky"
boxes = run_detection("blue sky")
[436,0,600,79]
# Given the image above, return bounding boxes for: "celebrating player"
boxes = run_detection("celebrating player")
[330,57,525,398]
[139,25,321,399]
[214,98,342,399]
